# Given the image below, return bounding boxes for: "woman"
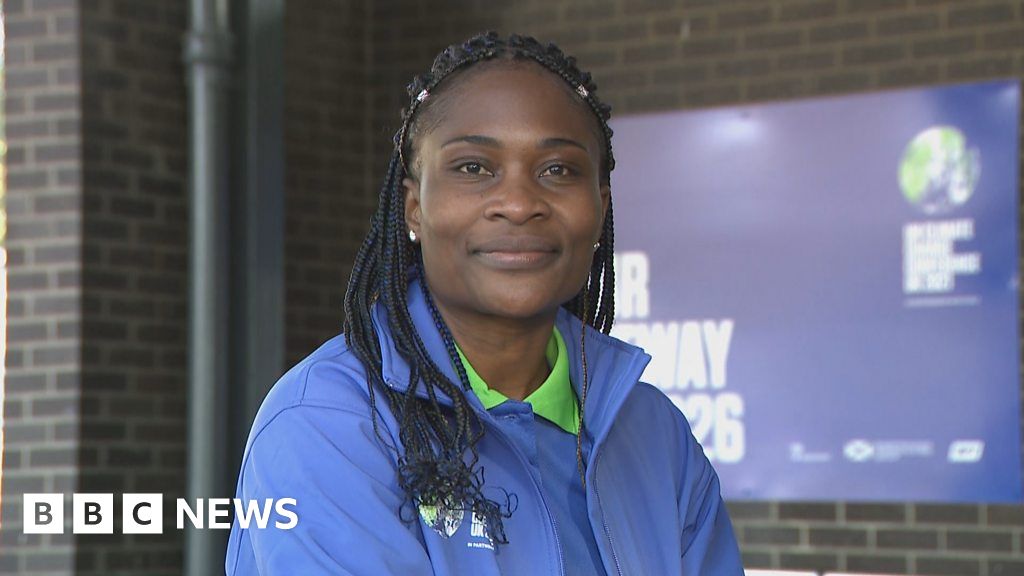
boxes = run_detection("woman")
[227,32,742,575]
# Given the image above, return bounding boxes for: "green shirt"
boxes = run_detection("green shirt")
[455,326,580,435]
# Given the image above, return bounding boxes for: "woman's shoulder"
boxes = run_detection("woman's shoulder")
[624,380,677,411]
[616,381,694,439]
[250,333,379,432]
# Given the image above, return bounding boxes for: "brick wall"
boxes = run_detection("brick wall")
[76,0,188,573]
[2,0,84,572]
[2,0,188,573]
[283,0,370,366]
[286,0,1024,573]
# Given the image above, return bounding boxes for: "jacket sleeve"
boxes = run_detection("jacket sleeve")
[675,409,745,574]
[227,404,434,576]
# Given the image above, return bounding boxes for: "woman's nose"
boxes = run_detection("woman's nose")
[483,171,550,224]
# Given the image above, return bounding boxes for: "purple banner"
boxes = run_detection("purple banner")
[609,80,1021,502]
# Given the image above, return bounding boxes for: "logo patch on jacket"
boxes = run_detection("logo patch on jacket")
[418,499,464,538]
[467,511,494,550]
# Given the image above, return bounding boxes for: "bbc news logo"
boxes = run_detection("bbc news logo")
[23,494,298,534]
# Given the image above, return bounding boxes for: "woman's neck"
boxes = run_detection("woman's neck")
[438,303,557,401]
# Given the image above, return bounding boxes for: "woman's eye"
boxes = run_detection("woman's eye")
[540,164,573,177]
[457,162,492,176]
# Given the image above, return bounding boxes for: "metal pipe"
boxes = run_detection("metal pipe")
[184,1,232,574]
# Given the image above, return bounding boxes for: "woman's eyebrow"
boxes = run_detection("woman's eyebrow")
[538,137,588,153]
[441,134,588,152]
[442,134,501,148]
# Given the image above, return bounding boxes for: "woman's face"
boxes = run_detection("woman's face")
[404,64,609,323]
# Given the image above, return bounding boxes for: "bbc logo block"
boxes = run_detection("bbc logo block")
[25,493,162,535]
[123,493,163,534]
[23,494,64,534]
[73,493,113,534]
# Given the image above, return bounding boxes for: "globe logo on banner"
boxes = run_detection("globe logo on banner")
[843,439,875,463]
[898,126,981,215]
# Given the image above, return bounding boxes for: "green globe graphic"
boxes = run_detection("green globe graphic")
[899,126,980,214]
[419,498,464,537]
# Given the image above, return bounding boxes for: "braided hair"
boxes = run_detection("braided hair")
[342,31,617,545]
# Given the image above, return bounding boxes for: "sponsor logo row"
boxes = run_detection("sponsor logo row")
[788,440,984,464]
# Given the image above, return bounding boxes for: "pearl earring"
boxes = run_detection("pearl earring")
[593,242,600,251]
[409,230,418,243]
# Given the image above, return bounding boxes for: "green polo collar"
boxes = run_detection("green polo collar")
[455,326,580,435]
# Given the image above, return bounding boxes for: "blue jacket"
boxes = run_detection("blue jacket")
[226,279,743,575]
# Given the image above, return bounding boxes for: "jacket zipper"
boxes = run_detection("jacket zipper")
[479,413,567,576]
[583,353,651,576]
[589,447,624,576]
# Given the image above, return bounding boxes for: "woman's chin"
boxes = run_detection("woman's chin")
[430,269,583,323]
[475,287,573,322]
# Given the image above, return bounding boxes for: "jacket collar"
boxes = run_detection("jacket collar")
[373,276,652,440]
[456,326,579,434]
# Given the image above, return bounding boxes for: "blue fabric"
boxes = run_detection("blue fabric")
[534,412,607,576]
[225,277,744,575]
[488,399,606,576]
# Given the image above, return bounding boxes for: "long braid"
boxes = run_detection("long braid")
[342,31,618,544]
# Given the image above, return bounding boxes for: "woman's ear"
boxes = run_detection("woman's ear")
[403,176,423,239]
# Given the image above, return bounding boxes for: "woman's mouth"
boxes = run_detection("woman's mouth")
[473,236,559,270]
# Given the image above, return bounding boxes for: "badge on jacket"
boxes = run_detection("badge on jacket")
[418,498,465,538]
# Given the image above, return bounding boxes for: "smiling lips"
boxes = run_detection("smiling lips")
[473,236,559,270]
